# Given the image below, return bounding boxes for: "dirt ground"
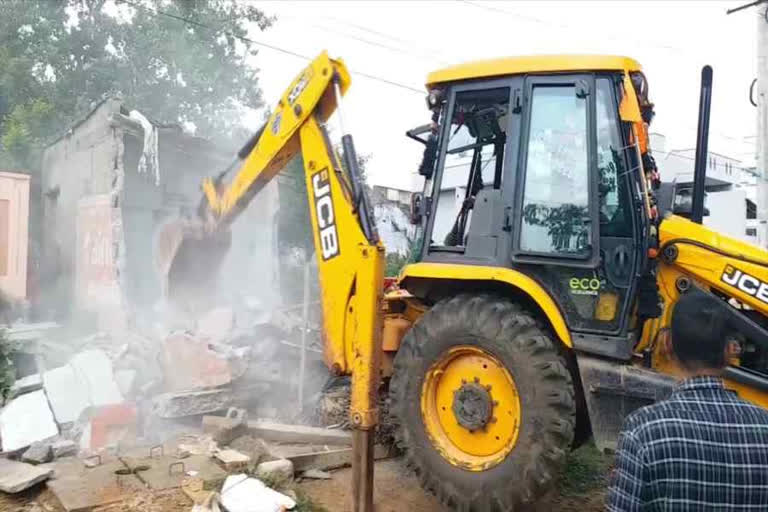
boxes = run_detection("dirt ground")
[0,445,610,512]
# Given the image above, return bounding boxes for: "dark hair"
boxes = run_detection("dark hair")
[671,293,730,369]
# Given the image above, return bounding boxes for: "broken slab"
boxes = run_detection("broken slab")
[288,445,392,473]
[153,389,233,418]
[0,390,58,452]
[21,441,53,465]
[43,349,123,424]
[0,458,53,493]
[161,332,232,392]
[119,451,226,491]
[202,417,352,445]
[46,456,144,512]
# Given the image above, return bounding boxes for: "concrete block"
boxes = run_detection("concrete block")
[0,458,53,493]
[153,389,233,419]
[214,449,250,471]
[255,459,293,481]
[119,451,226,491]
[46,456,143,511]
[21,441,53,465]
[288,445,392,473]
[51,440,77,459]
[0,390,58,452]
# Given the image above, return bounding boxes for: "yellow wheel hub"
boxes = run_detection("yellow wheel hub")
[421,345,521,471]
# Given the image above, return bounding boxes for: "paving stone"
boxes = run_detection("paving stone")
[0,390,58,452]
[22,441,53,464]
[0,458,53,493]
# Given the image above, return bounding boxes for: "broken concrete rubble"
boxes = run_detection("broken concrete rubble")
[21,441,53,465]
[153,389,234,418]
[0,390,58,452]
[0,458,53,493]
[161,332,233,392]
[255,459,294,482]
[10,373,42,398]
[214,448,250,471]
[51,439,77,458]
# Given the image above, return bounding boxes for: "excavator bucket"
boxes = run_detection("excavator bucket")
[154,217,232,313]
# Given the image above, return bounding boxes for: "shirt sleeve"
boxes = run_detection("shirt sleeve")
[606,428,649,512]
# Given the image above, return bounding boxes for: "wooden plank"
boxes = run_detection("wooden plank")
[289,445,393,473]
[202,416,352,445]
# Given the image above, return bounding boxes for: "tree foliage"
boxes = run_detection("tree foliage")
[0,0,274,168]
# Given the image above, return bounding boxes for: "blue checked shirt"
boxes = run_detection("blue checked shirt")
[606,376,768,511]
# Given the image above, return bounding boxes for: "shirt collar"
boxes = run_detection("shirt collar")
[675,375,725,393]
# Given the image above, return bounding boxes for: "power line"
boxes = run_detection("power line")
[115,0,425,95]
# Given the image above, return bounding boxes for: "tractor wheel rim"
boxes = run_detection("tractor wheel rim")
[421,345,521,471]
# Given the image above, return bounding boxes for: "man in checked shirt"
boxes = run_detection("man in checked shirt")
[606,292,768,511]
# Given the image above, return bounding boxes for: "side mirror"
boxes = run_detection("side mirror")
[410,193,424,224]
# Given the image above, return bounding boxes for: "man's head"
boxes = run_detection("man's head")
[670,292,733,373]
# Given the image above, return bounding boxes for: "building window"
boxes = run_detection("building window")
[746,228,757,237]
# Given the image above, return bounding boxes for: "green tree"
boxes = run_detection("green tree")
[0,0,274,169]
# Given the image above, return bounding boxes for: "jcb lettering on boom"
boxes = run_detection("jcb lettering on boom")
[312,168,340,260]
[721,265,768,304]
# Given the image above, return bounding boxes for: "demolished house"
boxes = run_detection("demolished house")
[39,96,282,329]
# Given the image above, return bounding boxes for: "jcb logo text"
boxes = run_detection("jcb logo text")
[312,169,340,261]
[721,265,768,304]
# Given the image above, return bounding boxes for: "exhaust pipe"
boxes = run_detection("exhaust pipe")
[691,65,713,224]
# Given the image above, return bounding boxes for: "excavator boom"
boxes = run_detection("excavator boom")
[156,52,384,512]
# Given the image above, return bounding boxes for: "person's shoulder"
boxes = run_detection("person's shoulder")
[729,393,768,423]
[620,399,678,437]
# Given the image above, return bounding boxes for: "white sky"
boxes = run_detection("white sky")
[242,0,760,190]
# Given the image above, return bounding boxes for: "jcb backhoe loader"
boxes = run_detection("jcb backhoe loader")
[157,52,768,511]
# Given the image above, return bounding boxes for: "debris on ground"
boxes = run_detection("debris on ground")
[0,390,58,452]
[21,441,53,465]
[220,474,296,512]
[0,458,53,493]
[300,469,332,480]
[256,459,294,482]
[213,448,250,471]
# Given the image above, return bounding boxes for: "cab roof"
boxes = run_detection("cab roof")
[426,55,642,86]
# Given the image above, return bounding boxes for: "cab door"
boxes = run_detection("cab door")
[510,74,641,357]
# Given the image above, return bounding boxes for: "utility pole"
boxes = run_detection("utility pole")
[757,4,768,247]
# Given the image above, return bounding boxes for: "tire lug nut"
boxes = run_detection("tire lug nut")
[492,400,499,407]
[461,379,467,384]
[474,377,480,383]
[486,385,492,391]
[491,417,498,423]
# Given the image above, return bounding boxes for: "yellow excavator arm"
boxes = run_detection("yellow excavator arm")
[160,52,384,511]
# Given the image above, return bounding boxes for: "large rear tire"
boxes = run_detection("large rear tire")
[389,294,575,511]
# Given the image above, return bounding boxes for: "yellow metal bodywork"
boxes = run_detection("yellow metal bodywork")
[427,54,641,86]
[421,346,521,471]
[637,214,768,408]
[194,52,384,429]
[399,262,572,347]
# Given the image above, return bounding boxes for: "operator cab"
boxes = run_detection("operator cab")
[408,56,652,358]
